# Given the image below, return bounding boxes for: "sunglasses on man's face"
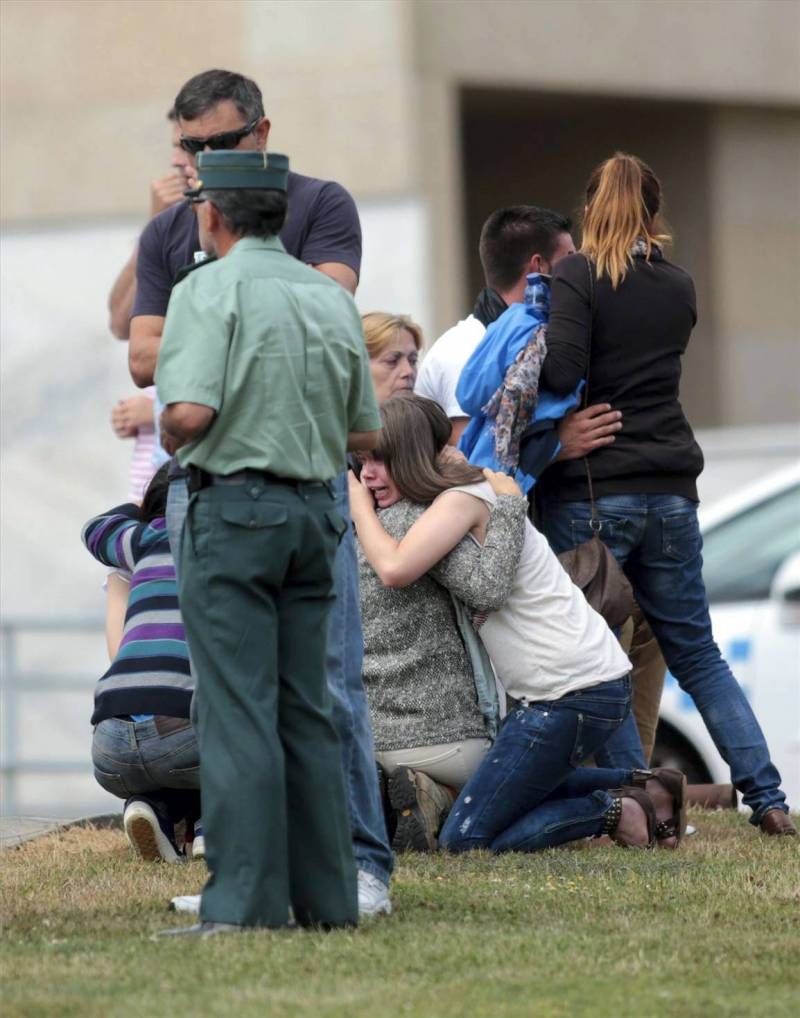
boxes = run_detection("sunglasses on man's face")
[178,118,260,156]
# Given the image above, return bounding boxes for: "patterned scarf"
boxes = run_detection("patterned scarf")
[481,276,550,472]
[481,326,547,472]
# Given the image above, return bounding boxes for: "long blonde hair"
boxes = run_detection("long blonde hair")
[580,152,671,289]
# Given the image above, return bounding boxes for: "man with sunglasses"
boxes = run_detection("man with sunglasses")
[129,69,361,386]
[128,69,394,920]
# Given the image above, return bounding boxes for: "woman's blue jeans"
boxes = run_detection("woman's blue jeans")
[541,494,788,824]
[439,676,633,853]
[92,715,200,822]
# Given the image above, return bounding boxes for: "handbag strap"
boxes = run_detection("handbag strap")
[581,255,600,530]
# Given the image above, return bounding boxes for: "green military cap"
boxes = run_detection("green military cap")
[185,151,289,198]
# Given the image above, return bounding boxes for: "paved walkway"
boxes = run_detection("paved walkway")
[0,813,122,850]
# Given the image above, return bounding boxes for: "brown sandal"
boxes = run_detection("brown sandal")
[632,767,687,848]
[605,787,657,849]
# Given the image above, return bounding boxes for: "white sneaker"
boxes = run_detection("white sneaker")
[123,798,181,863]
[357,870,392,917]
[171,876,391,919]
[170,893,201,914]
[191,821,205,860]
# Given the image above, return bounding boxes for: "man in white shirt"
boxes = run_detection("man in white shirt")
[416,205,621,451]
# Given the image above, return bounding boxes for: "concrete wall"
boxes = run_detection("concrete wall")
[414,0,800,341]
[1,0,419,224]
[415,0,800,105]
[709,107,800,425]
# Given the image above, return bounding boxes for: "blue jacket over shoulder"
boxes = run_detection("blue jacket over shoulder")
[456,274,582,493]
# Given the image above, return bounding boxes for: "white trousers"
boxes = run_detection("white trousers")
[376,738,491,791]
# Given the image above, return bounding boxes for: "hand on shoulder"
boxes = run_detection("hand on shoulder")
[482,468,522,497]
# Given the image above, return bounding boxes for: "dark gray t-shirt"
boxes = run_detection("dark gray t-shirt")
[132,170,362,319]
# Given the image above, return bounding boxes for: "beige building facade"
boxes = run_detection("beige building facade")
[3,0,799,429]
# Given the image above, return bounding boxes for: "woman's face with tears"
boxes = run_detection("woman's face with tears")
[357,454,402,509]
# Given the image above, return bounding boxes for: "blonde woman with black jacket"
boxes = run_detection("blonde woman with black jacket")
[538,153,794,836]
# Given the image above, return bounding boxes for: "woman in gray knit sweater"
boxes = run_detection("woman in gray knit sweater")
[353,400,528,851]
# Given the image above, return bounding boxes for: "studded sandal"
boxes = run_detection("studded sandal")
[604,786,657,849]
[631,767,687,848]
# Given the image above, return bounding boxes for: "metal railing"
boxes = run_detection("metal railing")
[1,617,104,816]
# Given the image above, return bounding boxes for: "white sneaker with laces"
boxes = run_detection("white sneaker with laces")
[357,870,392,917]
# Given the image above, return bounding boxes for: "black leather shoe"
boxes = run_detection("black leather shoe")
[759,809,797,836]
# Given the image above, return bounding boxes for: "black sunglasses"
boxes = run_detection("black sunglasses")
[178,118,260,156]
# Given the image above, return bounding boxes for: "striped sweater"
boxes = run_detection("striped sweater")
[82,504,192,723]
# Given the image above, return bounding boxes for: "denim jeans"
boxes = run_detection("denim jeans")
[325,472,393,884]
[92,715,200,821]
[439,676,633,852]
[166,475,190,582]
[541,494,788,823]
[166,471,393,883]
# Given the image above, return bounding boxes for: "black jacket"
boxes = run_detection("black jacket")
[539,250,704,502]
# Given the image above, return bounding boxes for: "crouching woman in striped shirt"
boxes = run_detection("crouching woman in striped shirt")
[82,464,200,862]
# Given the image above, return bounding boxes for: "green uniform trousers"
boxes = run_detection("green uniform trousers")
[179,475,358,928]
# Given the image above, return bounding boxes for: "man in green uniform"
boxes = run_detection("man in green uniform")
[155,150,381,935]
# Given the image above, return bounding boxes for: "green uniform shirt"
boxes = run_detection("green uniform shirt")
[156,236,380,480]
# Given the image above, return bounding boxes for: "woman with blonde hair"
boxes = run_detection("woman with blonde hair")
[538,152,794,835]
[362,312,423,404]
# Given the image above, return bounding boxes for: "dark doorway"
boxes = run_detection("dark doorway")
[459,88,718,425]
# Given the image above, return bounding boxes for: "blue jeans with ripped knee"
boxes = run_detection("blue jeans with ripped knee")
[439,675,633,853]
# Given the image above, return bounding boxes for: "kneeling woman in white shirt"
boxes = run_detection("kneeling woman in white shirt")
[349,395,686,852]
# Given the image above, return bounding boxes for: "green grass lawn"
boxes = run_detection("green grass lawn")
[1,810,798,1018]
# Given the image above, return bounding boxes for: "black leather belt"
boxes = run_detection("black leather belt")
[186,466,308,493]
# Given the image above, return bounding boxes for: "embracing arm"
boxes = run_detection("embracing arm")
[556,403,622,459]
[428,493,527,612]
[349,476,486,588]
[82,504,153,570]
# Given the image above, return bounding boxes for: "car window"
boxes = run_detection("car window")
[703,483,800,603]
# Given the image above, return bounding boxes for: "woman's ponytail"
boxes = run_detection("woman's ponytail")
[580,152,671,288]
